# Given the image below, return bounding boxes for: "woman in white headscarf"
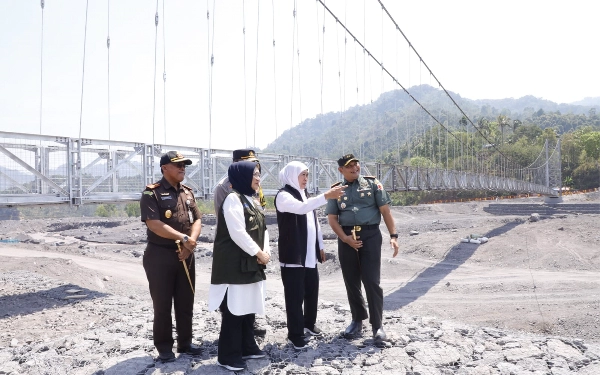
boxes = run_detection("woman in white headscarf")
[274,161,346,349]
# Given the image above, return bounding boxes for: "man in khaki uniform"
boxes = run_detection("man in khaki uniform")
[140,151,203,362]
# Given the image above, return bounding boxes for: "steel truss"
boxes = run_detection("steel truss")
[0,131,556,207]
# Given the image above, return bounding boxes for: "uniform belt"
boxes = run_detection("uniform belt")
[147,241,179,250]
[341,224,379,231]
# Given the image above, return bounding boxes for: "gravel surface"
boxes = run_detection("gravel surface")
[0,191,599,374]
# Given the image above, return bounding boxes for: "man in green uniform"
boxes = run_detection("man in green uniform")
[140,151,203,362]
[325,154,399,342]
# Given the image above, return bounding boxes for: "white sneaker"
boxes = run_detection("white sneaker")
[288,337,308,350]
[304,326,323,336]
[217,360,246,371]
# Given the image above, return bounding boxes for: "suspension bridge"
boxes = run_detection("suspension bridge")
[0,1,564,208]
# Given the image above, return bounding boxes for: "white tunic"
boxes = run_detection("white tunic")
[275,191,325,268]
[208,193,270,315]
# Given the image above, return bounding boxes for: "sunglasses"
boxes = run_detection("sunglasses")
[172,162,187,169]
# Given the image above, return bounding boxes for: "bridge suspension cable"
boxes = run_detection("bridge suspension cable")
[315,3,324,116]
[252,0,261,148]
[207,0,216,151]
[271,0,279,140]
[107,0,111,142]
[336,8,344,154]
[376,0,520,168]
[152,0,159,145]
[162,0,167,144]
[39,0,45,136]
[78,0,90,140]
[317,0,527,179]
[243,0,248,146]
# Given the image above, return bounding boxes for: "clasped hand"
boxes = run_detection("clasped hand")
[178,240,196,261]
[256,250,270,265]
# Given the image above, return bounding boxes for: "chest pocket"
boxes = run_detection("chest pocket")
[157,194,178,221]
[243,204,261,232]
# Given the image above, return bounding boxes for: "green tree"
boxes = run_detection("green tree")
[572,162,600,189]
[125,202,141,217]
[579,131,600,160]
[497,115,510,145]
[409,156,436,168]
[96,204,117,217]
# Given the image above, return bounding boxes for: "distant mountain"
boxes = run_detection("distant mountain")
[263,85,599,161]
[571,97,600,107]
[472,95,597,116]
[0,166,33,191]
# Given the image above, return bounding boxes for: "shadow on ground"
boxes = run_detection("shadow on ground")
[0,284,109,318]
[383,219,524,310]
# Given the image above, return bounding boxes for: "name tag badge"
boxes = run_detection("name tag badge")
[161,196,173,200]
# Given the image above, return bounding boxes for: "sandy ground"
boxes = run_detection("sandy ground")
[0,191,599,369]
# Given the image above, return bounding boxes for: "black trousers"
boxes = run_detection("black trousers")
[218,293,260,363]
[280,266,319,340]
[338,227,383,331]
[143,243,195,353]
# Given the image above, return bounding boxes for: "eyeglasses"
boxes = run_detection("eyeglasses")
[172,162,187,169]
[253,172,261,178]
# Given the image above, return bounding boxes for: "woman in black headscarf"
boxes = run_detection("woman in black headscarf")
[208,161,271,371]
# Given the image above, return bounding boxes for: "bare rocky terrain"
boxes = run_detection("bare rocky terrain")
[0,191,599,374]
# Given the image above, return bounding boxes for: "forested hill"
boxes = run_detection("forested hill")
[262,84,600,162]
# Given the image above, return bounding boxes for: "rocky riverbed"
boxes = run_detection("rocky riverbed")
[0,192,599,374]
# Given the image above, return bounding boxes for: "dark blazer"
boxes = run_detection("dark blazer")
[275,185,320,266]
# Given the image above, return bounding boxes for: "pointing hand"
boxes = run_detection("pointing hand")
[325,185,347,200]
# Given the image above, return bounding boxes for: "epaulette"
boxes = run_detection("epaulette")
[146,182,160,189]
[181,183,193,191]
[331,181,342,188]
[363,175,376,179]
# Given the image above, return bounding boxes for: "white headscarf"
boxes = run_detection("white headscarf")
[279,161,309,201]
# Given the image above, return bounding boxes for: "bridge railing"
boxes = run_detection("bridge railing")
[0,131,555,207]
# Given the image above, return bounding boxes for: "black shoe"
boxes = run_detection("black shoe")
[253,321,267,336]
[158,351,175,363]
[344,320,363,339]
[304,325,323,337]
[176,343,202,356]
[242,348,267,359]
[288,336,309,350]
[217,359,247,371]
[373,327,387,342]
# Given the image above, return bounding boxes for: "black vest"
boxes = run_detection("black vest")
[274,185,320,266]
[211,191,266,285]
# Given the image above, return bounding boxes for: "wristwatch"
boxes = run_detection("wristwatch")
[390,233,399,239]
[182,235,189,243]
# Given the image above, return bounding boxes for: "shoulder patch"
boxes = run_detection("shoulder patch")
[331,181,342,188]
[143,191,154,196]
[146,182,160,189]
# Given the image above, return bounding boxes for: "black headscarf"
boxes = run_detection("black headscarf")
[228,161,258,197]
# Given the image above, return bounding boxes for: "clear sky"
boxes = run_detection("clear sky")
[1,1,598,150]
